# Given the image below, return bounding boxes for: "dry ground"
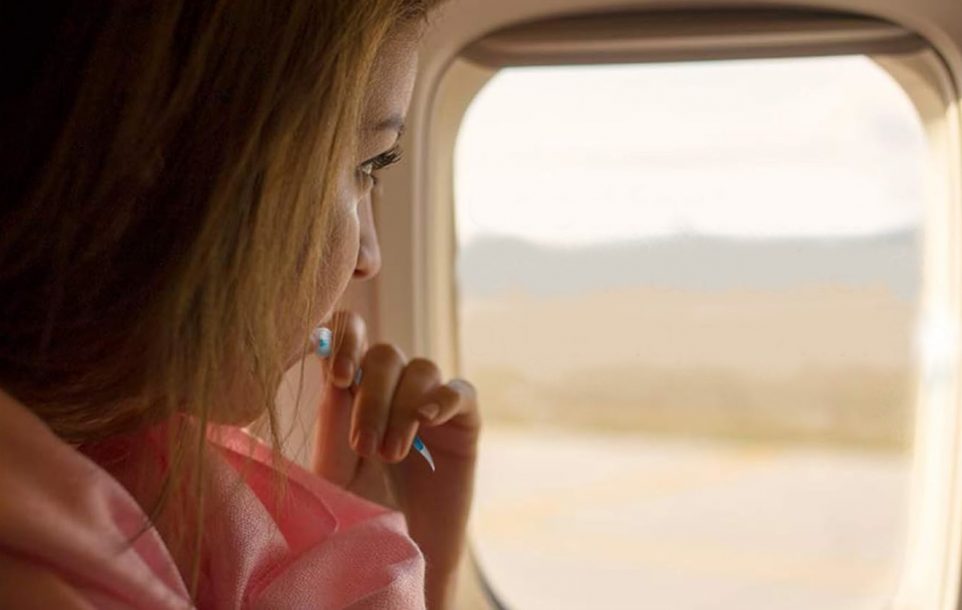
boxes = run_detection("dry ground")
[459,284,916,449]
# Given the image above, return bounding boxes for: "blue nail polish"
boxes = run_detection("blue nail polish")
[313,327,332,358]
[309,326,435,473]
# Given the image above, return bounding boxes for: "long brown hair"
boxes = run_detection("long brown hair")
[0,0,441,593]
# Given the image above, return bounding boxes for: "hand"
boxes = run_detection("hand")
[311,310,481,610]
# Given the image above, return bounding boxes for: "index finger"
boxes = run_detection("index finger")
[319,311,367,389]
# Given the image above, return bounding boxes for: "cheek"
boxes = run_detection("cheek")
[313,191,362,317]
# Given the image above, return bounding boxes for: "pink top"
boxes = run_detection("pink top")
[0,389,426,609]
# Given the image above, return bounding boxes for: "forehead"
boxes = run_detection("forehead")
[363,23,421,126]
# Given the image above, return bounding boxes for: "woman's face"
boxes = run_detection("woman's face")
[311,24,421,327]
[214,25,421,425]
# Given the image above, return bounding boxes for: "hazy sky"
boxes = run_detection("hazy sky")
[454,56,928,246]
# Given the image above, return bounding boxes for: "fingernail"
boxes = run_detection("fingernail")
[354,428,378,457]
[313,327,333,358]
[417,403,440,421]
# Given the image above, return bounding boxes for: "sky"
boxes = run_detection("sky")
[454,55,929,247]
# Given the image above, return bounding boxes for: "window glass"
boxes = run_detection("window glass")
[454,56,926,610]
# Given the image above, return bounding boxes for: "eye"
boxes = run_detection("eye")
[358,145,403,183]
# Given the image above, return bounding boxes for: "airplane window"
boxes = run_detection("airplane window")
[454,56,925,609]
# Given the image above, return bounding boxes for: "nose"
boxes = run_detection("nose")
[354,193,381,280]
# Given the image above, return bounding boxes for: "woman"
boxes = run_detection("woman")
[0,2,478,609]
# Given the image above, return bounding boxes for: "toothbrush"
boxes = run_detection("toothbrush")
[312,326,435,471]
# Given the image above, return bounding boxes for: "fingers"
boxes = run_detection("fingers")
[415,378,481,460]
[382,358,443,463]
[351,343,406,458]
[314,315,477,470]
[326,311,367,389]
[420,378,479,426]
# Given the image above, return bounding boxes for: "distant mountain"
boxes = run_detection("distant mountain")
[456,231,919,301]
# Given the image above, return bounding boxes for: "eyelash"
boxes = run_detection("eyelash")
[359,145,403,184]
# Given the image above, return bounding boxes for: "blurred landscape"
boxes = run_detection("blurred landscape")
[457,231,919,450]
[454,57,923,609]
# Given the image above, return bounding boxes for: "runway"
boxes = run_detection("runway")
[471,427,910,610]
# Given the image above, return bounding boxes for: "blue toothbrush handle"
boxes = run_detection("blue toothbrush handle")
[412,435,436,471]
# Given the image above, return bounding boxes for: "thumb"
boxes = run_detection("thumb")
[312,381,358,488]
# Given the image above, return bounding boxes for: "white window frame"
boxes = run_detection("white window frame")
[370,10,962,610]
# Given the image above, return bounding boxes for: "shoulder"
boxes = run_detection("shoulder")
[0,551,96,610]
